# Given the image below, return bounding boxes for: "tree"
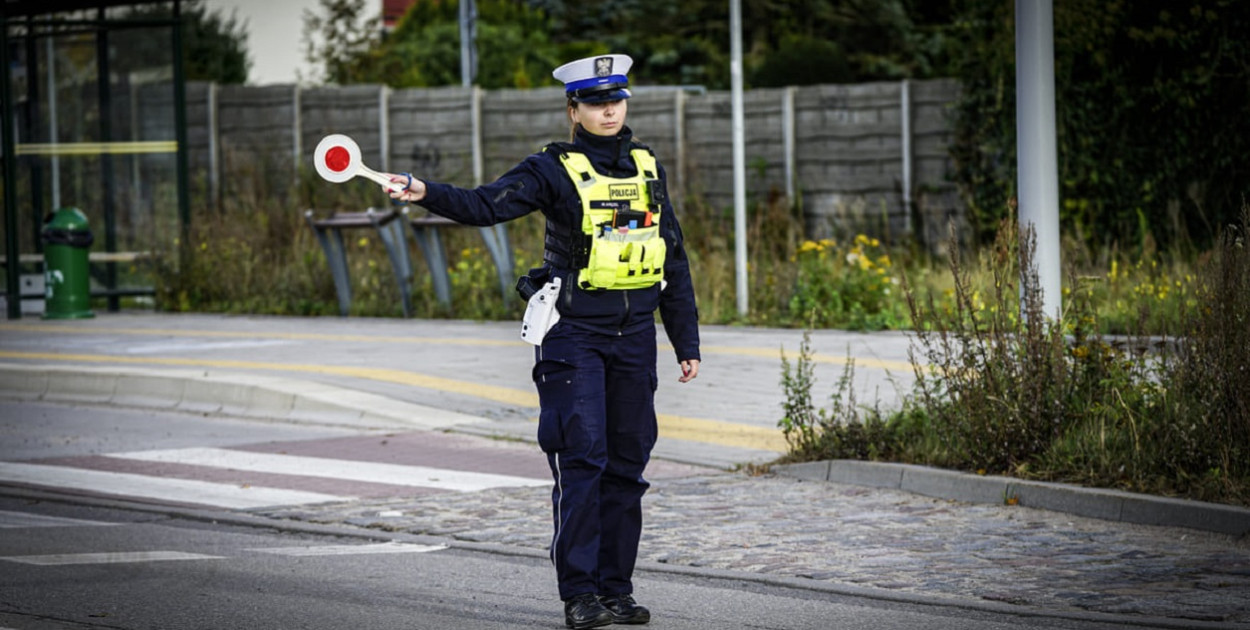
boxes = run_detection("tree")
[950,0,1250,249]
[181,0,251,83]
[303,0,562,90]
[531,0,958,89]
[302,0,383,86]
[380,0,561,89]
[750,34,853,87]
[121,0,251,84]
[305,0,958,90]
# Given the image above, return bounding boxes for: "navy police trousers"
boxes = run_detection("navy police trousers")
[532,322,659,601]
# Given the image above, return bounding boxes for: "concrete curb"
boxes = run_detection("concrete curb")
[0,362,483,432]
[775,460,1250,537]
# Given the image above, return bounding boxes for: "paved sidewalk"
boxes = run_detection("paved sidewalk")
[259,468,1250,627]
[1,313,1249,628]
[0,312,916,468]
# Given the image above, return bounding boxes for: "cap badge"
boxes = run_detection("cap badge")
[594,57,613,77]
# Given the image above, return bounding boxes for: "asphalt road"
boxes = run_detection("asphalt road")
[3,401,1246,629]
[1,493,1169,630]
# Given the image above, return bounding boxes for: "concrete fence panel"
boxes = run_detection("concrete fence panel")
[389,86,478,185]
[184,79,961,244]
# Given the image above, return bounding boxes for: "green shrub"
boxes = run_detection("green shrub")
[787,235,908,330]
[778,324,914,463]
[1149,207,1250,503]
[777,211,1250,507]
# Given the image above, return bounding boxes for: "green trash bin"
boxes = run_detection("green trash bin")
[42,207,95,320]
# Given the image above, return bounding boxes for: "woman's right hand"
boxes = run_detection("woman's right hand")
[382,173,427,204]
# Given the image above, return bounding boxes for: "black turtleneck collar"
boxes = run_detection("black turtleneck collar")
[572,124,637,177]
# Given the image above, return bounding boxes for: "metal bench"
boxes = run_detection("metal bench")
[406,214,513,307]
[305,207,514,316]
[304,208,414,317]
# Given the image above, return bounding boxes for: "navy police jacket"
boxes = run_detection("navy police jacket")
[419,125,701,363]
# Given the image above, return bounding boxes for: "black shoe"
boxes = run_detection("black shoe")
[564,593,612,629]
[599,593,651,625]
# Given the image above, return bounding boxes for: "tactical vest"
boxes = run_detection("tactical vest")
[546,146,666,291]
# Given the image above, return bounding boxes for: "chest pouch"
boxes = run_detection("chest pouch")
[559,149,667,290]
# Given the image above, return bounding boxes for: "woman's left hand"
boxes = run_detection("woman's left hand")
[678,359,700,383]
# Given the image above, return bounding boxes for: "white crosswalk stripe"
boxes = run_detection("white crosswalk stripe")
[0,509,120,529]
[1,543,447,566]
[3,551,225,566]
[251,542,447,557]
[0,462,346,509]
[105,447,549,492]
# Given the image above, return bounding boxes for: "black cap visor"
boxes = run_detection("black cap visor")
[569,81,631,104]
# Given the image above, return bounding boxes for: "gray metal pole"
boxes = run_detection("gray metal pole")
[1,10,21,320]
[471,86,483,185]
[782,86,795,204]
[47,37,60,210]
[291,86,302,168]
[207,82,219,210]
[1015,0,1062,320]
[172,0,191,234]
[97,13,119,311]
[673,89,685,203]
[379,85,390,172]
[900,79,912,218]
[459,0,477,87]
[730,0,748,316]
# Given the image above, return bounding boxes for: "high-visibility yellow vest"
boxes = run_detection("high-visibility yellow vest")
[557,148,666,290]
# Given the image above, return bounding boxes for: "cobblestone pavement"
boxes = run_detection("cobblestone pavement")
[258,470,1250,627]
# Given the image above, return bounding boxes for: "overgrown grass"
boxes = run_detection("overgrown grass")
[155,167,1208,337]
[777,210,1250,507]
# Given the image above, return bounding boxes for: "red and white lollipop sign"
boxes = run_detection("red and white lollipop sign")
[313,134,405,192]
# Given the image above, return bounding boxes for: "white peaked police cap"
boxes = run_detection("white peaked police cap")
[552,54,633,103]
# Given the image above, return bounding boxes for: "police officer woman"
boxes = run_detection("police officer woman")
[383,54,700,629]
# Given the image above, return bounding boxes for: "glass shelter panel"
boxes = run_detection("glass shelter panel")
[3,2,185,317]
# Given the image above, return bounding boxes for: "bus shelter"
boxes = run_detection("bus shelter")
[2,0,190,319]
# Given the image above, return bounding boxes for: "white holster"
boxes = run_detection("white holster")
[520,277,562,345]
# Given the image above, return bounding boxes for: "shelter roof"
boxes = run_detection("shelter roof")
[3,0,174,19]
